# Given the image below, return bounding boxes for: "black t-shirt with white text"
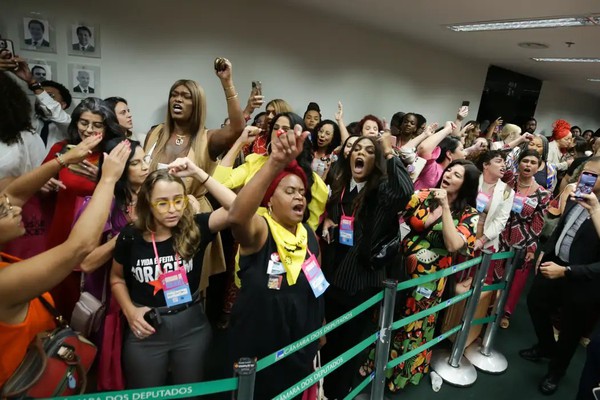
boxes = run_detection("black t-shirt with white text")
[113,213,215,307]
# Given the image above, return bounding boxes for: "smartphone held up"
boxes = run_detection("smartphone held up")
[0,39,15,56]
[574,171,598,199]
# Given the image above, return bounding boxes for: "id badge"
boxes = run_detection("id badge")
[267,252,286,275]
[476,192,491,213]
[339,215,355,246]
[267,274,283,290]
[512,194,526,213]
[301,254,329,298]
[416,285,433,299]
[160,268,192,307]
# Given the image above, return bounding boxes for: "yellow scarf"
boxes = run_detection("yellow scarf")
[263,213,308,286]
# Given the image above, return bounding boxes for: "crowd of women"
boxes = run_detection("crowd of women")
[1,46,600,399]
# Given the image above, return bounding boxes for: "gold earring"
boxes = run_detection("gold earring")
[268,204,273,215]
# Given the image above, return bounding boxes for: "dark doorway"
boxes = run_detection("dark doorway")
[477,65,543,127]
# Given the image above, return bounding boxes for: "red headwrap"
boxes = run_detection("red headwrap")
[261,160,308,207]
[552,119,571,141]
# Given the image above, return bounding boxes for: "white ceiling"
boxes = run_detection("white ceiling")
[284,0,600,97]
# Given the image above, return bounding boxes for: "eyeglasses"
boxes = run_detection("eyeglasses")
[151,196,188,214]
[78,119,105,130]
[0,194,13,219]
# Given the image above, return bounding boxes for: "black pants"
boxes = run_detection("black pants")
[527,271,594,376]
[320,285,377,399]
[577,333,600,400]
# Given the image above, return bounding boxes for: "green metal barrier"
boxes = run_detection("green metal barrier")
[53,249,519,399]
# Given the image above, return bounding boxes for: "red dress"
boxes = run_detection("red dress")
[43,141,100,320]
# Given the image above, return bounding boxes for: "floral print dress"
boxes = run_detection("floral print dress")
[361,190,478,391]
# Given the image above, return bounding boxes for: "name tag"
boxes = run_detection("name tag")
[416,286,433,299]
[301,254,329,298]
[160,268,192,307]
[339,215,355,246]
[476,192,491,213]
[512,194,526,213]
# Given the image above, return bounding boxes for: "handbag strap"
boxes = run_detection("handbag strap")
[37,295,68,327]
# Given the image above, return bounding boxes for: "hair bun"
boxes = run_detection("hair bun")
[306,102,321,112]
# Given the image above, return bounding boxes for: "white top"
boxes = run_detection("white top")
[547,141,568,172]
[0,131,46,179]
[32,91,71,150]
[478,176,514,250]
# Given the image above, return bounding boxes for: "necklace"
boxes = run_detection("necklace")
[175,134,187,146]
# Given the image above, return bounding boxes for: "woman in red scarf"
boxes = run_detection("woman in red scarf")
[547,119,574,172]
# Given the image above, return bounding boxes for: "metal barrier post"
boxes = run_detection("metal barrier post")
[465,246,525,373]
[234,357,256,400]
[370,279,398,400]
[431,250,493,386]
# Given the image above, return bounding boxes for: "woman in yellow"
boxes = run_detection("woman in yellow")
[214,112,327,231]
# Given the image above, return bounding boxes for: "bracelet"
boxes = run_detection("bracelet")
[223,85,235,92]
[226,93,238,101]
[111,281,125,288]
[200,175,210,185]
[55,154,67,168]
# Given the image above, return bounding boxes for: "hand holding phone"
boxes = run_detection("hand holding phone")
[252,80,262,96]
[574,171,598,198]
[0,39,15,56]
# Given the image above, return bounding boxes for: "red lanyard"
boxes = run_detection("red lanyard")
[150,232,181,276]
[340,186,357,218]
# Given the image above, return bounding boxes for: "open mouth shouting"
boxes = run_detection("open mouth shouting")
[172,103,184,115]
[292,202,305,217]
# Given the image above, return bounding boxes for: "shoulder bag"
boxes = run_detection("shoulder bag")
[1,297,97,399]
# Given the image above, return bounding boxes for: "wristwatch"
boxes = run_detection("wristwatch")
[28,81,43,92]
[564,266,572,278]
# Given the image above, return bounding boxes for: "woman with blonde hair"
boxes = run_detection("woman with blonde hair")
[110,157,235,389]
[143,58,244,292]
[492,123,524,150]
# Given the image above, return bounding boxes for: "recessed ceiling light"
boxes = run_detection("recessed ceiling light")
[588,78,600,82]
[518,42,549,49]
[448,15,600,32]
[532,57,600,62]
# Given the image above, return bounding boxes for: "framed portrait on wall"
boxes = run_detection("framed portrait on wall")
[68,64,101,98]
[26,59,58,83]
[67,24,101,58]
[20,16,57,54]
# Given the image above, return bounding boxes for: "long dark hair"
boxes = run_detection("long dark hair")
[437,159,480,213]
[67,97,125,146]
[97,138,143,210]
[311,119,341,155]
[435,136,463,164]
[267,112,314,207]
[0,72,32,145]
[329,136,386,214]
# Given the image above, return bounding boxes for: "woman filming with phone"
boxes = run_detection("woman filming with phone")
[110,158,235,390]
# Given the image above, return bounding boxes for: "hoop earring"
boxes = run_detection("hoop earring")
[268,204,273,215]
[266,142,272,153]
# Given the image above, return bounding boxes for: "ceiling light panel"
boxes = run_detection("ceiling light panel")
[588,79,600,82]
[448,16,600,32]
[532,58,600,63]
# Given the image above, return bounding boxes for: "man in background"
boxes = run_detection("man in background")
[72,26,95,52]
[31,65,47,82]
[73,70,94,93]
[24,19,50,47]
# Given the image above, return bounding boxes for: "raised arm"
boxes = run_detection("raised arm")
[0,141,130,311]
[228,126,309,253]
[417,121,455,159]
[335,101,350,144]
[207,58,245,160]
[2,135,102,208]
[218,126,260,168]
[452,106,468,136]
[485,117,503,140]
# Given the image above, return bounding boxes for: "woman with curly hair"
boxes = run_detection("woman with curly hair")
[110,158,234,389]
[0,71,45,189]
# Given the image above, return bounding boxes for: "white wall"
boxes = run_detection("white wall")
[535,82,600,136]
[2,0,598,138]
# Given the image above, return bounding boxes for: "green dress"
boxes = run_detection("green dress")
[361,190,478,391]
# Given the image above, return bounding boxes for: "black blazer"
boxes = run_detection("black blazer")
[543,200,600,289]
